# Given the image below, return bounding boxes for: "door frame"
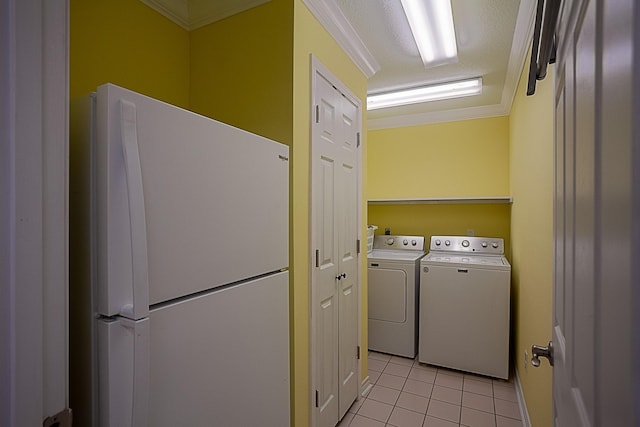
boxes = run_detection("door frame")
[0,0,69,425]
[309,55,364,427]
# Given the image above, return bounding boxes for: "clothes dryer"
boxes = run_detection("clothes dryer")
[368,235,425,358]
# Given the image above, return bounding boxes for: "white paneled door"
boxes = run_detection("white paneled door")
[311,59,361,427]
[553,0,595,424]
[551,0,639,425]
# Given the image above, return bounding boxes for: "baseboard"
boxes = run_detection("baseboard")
[360,375,372,399]
[514,369,532,427]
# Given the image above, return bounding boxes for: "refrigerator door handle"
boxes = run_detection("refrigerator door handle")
[119,99,149,320]
[120,317,150,427]
[100,317,150,427]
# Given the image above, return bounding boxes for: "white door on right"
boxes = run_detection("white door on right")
[551,0,639,425]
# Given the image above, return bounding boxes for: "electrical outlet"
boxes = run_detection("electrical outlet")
[524,350,529,372]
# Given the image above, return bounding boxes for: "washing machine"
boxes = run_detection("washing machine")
[419,235,511,379]
[368,235,425,358]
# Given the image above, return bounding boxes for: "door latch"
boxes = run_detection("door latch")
[43,408,72,427]
[531,341,554,367]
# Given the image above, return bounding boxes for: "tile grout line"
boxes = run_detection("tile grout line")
[359,352,524,427]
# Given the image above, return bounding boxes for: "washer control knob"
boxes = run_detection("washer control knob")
[411,240,417,246]
[403,239,408,245]
[435,239,441,246]
[387,238,394,245]
[462,240,470,248]
[482,241,488,248]
[492,242,499,248]
[445,240,451,246]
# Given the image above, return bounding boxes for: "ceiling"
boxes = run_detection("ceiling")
[336,0,535,129]
[141,0,537,129]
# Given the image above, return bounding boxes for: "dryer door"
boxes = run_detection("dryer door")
[368,267,407,323]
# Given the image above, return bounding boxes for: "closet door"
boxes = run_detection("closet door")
[336,88,359,419]
[313,72,340,427]
[311,66,360,427]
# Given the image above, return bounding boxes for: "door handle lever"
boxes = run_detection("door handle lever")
[531,341,554,367]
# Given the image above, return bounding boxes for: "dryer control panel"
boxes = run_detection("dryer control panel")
[430,236,504,255]
[372,235,425,252]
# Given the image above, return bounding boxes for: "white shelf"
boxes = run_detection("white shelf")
[367,197,513,205]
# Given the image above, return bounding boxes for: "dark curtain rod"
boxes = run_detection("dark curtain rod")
[527,0,562,96]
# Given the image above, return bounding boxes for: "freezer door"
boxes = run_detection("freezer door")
[93,84,289,317]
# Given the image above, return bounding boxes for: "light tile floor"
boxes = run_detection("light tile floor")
[337,351,524,427]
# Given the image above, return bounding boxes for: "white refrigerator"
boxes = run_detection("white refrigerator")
[71,84,290,426]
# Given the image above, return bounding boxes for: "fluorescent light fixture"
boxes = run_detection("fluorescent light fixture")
[401,0,458,67]
[367,78,482,110]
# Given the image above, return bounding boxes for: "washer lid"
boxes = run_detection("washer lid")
[423,252,510,268]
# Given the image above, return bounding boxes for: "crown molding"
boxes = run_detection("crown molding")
[140,0,190,29]
[188,0,271,30]
[500,0,537,112]
[301,0,380,78]
[139,0,270,31]
[367,103,509,130]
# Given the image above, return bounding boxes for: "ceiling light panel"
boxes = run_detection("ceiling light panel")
[400,0,458,67]
[367,78,482,110]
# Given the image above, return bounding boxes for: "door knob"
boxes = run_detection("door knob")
[335,273,346,280]
[531,341,554,367]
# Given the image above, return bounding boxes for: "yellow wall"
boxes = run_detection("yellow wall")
[292,2,368,425]
[71,0,292,144]
[189,0,294,144]
[368,117,510,199]
[70,0,189,107]
[509,59,554,425]
[368,203,511,260]
[367,116,511,258]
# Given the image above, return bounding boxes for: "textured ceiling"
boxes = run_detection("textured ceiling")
[335,0,535,128]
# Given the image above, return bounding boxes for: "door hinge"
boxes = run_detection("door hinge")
[357,132,361,147]
[315,105,319,123]
[315,390,319,407]
[43,408,72,427]
[357,345,361,360]
[315,249,319,268]
[356,239,361,254]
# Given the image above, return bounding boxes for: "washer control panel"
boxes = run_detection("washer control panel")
[372,235,425,251]
[430,236,504,255]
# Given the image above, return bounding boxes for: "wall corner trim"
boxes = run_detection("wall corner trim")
[301,0,380,78]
